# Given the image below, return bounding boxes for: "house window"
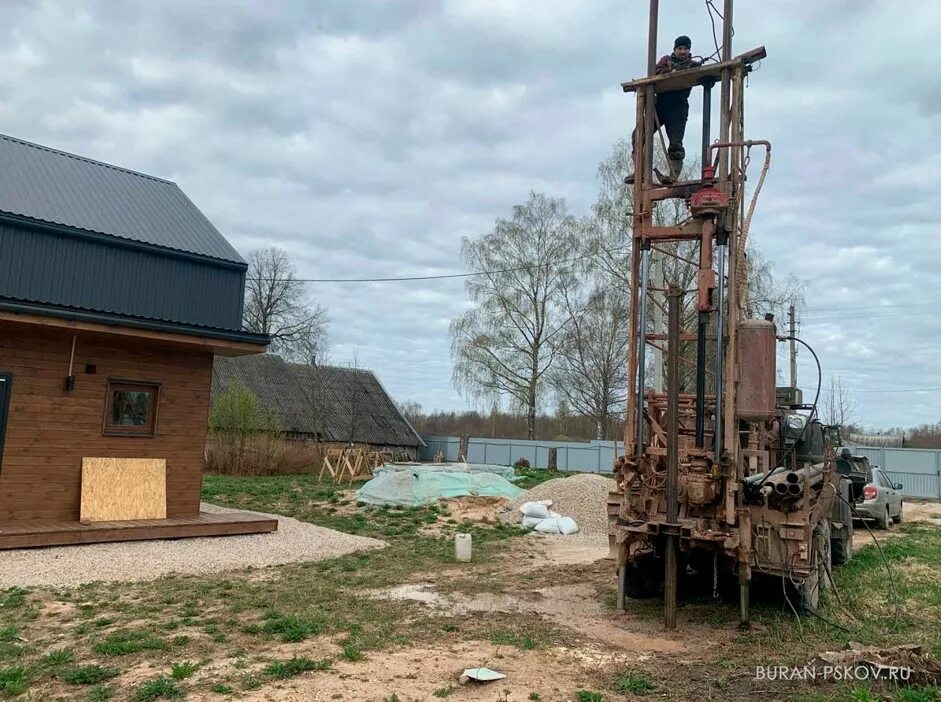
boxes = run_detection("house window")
[104,380,159,436]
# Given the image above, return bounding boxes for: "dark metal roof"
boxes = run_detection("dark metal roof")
[0,299,268,346]
[0,133,244,263]
[211,355,424,448]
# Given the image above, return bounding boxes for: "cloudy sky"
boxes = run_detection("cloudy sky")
[2,0,938,429]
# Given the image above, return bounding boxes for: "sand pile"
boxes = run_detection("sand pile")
[498,473,616,538]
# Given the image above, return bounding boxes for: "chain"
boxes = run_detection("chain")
[713,551,720,599]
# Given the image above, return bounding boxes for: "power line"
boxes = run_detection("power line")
[848,386,941,394]
[246,253,595,284]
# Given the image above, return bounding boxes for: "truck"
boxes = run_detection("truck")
[608,1,865,626]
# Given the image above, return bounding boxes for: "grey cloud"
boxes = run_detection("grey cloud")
[1,0,938,427]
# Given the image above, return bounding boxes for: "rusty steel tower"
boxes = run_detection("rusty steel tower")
[609,0,849,629]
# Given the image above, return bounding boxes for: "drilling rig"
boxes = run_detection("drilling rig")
[608,0,862,628]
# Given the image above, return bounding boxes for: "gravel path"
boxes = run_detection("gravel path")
[0,503,386,588]
[498,473,616,541]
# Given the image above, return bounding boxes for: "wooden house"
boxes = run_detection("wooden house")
[0,134,275,548]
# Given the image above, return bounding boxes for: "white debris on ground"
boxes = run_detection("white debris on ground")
[498,473,616,541]
[0,503,386,588]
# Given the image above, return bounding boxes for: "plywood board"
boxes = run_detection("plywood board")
[81,457,167,522]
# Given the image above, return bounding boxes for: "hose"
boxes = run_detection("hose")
[751,335,822,492]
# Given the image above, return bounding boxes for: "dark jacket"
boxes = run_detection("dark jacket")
[655,53,702,100]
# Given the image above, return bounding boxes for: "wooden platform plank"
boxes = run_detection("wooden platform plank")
[0,511,277,550]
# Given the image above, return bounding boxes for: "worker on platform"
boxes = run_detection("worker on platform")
[626,35,701,185]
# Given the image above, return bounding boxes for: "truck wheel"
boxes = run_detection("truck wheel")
[801,522,831,614]
[875,505,890,530]
[624,552,662,599]
[830,527,852,566]
[894,503,903,524]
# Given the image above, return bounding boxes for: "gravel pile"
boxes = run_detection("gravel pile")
[499,473,616,539]
[0,503,386,588]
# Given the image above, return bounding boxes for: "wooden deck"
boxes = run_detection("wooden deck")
[0,511,277,549]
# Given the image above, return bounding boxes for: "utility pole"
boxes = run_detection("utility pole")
[788,304,797,388]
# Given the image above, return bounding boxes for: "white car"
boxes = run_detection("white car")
[854,467,903,529]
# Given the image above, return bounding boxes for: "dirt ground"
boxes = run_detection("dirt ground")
[179,536,731,701]
[312,502,941,701]
[12,476,941,702]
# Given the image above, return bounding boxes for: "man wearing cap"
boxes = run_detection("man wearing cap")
[628,35,701,185]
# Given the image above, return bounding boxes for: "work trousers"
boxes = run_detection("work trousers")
[631,93,690,164]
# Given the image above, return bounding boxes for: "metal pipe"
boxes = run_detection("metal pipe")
[701,80,714,176]
[647,0,659,75]
[634,246,651,455]
[644,0,658,185]
[739,573,749,627]
[722,0,733,63]
[708,140,772,167]
[617,565,627,611]
[665,285,681,630]
[717,0,732,182]
[714,242,726,461]
[695,312,707,447]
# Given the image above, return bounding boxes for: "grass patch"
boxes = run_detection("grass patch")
[512,466,579,490]
[575,692,603,702]
[0,627,16,643]
[169,661,198,680]
[263,656,331,679]
[433,686,454,697]
[239,672,263,690]
[88,684,114,702]
[60,665,121,685]
[93,628,168,656]
[780,524,941,657]
[488,628,538,650]
[340,639,363,662]
[261,612,321,642]
[897,687,941,702]
[202,474,446,541]
[0,666,28,696]
[132,676,183,701]
[0,588,26,610]
[210,682,233,694]
[41,647,75,666]
[614,672,655,695]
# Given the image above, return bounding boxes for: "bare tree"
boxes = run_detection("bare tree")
[243,246,329,363]
[744,247,806,322]
[450,192,580,440]
[551,285,629,440]
[822,375,859,429]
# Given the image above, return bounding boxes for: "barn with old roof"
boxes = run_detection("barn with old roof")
[211,354,424,455]
[0,133,274,548]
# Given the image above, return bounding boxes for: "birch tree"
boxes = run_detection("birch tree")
[450,192,580,439]
[550,285,630,439]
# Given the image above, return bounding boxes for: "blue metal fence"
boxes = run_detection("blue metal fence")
[845,445,941,500]
[419,436,617,473]
[420,436,941,500]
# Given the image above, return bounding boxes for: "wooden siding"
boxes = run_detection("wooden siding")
[0,321,214,521]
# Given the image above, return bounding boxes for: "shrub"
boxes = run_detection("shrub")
[513,457,531,469]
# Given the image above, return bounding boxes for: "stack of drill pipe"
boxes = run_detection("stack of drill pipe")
[745,463,827,504]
